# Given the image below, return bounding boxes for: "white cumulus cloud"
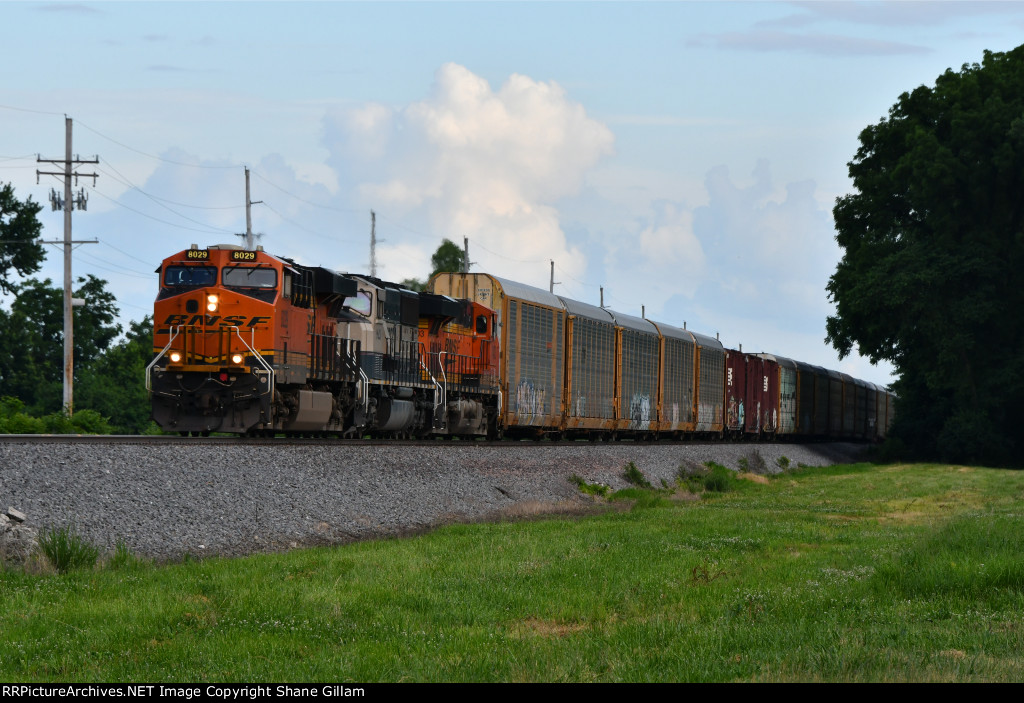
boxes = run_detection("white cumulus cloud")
[323,63,615,288]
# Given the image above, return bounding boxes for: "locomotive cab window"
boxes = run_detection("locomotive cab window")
[223,266,278,289]
[164,266,217,287]
[476,315,488,334]
[347,290,373,317]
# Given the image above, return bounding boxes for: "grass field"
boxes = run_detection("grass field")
[1,461,1022,682]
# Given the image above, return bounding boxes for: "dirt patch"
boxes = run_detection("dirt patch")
[738,472,769,485]
[492,499,598,519]
[511,617,589,638]
[879,511,927,523]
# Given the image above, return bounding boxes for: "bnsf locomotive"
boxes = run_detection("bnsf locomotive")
[148,245,498,437]
[149,245,894,441]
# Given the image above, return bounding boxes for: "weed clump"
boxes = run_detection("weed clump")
[622,462,652,488]
[38,524,100,573]
[568,474,610,497]
[702,463,740,492]
[776,455,790,471]
[678,462,739,494]
[106,539,145,570]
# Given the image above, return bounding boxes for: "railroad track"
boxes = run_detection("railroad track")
[0,434,806,447]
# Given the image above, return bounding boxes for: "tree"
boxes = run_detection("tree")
[0,275,121,414]
[827,46,1024,466]
[398,239,465,291]
[77,316,154,434]
[0,182,45,293]
[430,238,464,277]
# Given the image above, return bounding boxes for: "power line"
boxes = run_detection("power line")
[249,170,363,214]
[88,186,234,235]
[95,166,241,233]
[0,103,64,117]
[75,250,153,280]
[76,119,242,169]
[99,239,159,268]
[98,161,243,210]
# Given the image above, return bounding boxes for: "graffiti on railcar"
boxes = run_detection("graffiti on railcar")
[629,393,651,430]
[515,379,547,423]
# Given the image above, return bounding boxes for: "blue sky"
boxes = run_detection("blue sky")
[4,1,1024,386]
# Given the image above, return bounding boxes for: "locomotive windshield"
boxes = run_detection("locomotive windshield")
[346,290,373,317]
[164,266,217,287]
[223,266,278,288]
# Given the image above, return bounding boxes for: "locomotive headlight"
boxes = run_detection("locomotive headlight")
[231,353,243,364]
[206,294,219,313]
[169,352,182,364]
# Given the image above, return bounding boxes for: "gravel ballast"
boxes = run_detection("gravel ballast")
[0,440,868,561]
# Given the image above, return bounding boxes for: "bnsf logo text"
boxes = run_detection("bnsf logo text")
[162,315,271,327]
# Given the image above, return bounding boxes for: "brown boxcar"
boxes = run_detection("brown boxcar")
[724,348,747,435]
[827,369,844,437]
[759,353,797,436]
[745,353,780,435]
[841,373,856,439]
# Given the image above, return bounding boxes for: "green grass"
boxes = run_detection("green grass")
[2,462,1023,681]
[37,524,100,573]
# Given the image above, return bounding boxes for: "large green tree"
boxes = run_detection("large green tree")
[827,46,1024,466]
[0,275,121,414]
[399,238,466,291]
[430,238,464,277]
[0,182,45,293]
[77,316,155,434]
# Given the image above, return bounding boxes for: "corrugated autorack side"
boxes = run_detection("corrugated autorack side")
[148,245,893,440]
[428,272,892,441]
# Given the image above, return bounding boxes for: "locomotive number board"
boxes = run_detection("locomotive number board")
[185,249,210,260]
[230,250,258,261]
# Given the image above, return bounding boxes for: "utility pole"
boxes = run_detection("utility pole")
[369,210,377,277]
[36,117,98,415]
[244,167,262,249]
[463,236,469,274]
[549,260,560,294]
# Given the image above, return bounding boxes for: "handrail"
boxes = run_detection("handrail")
[437,351,448,406]
[145,325,181,392]
[230,326,275,403]
[418,356,443,424]
[348,345,369,415]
